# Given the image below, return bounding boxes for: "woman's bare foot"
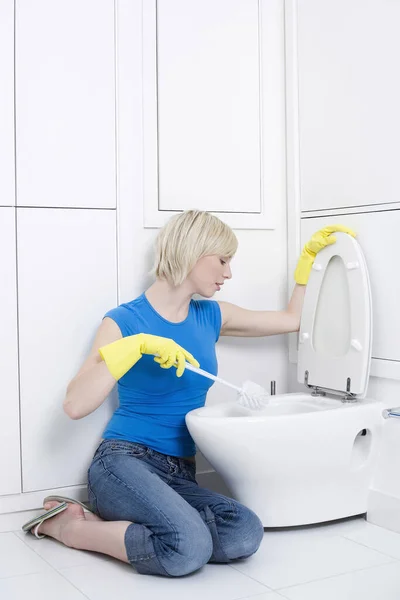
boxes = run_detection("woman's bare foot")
[31,501,131,563]
[80,510,103,523]
[32,501,102,546]
[43,501,103,522]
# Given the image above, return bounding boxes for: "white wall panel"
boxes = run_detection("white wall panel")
[297,0,400,212]
[0,208,21,495]
[0,0,15,207]
[18,208,117,492]
[157,0,260,213]
[15,0,116,208]
[143,0,285,229]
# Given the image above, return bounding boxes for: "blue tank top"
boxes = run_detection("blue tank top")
[101,292,221,457]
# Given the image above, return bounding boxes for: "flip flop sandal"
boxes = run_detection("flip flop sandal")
[22,502,68,539]
[43,495,92,513]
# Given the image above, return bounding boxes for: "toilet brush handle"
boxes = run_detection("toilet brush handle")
[184,362,243,394]
[155,353,243,394]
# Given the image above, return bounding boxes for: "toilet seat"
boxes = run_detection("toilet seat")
[297,232,372,399]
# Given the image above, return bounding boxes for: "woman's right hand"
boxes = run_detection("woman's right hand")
[99,333,199,380]
[140,334,200,377]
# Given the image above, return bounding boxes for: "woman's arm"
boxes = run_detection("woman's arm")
[218,284,306,337]
[63,317,122,420]
[219,224,356,337]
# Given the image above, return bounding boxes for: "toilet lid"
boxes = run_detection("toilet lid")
[297,232,372,398]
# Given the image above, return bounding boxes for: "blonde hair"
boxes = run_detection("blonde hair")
[151,210,238,286]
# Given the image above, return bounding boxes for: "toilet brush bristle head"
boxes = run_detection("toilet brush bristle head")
[237,380,270,409]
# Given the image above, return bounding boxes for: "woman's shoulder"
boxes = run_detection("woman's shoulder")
[191,298,222,339]
[107,293,145,315]
[103,294,145,336]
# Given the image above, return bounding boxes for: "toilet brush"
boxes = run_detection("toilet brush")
[184,362,270,410]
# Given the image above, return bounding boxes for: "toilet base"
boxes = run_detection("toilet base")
[226,477,371,527]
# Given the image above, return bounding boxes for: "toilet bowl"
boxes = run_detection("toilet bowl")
[186,233,384,527]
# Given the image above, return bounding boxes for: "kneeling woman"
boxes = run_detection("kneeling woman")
[23,210,354,577]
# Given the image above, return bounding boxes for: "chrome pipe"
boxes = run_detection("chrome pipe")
[382,408,400,419]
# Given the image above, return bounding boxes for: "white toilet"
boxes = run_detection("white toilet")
[186,233,384,527]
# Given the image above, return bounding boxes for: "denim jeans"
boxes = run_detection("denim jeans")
[87,439,264,577]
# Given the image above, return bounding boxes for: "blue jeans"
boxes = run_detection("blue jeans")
[87,439,264,577]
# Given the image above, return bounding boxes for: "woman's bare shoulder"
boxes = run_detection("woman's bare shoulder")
[72,317,123,380]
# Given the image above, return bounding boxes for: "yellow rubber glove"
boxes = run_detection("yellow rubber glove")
[99,333,200,380]
[294,225,357,285]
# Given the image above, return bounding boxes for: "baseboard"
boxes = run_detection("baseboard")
[367,489,400,534]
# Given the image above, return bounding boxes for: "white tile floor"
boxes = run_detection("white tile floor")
[2,516,400,600]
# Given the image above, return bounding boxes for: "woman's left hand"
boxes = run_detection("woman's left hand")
[294,224,357,285]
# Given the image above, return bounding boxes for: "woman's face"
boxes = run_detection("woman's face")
[188,255,232,297]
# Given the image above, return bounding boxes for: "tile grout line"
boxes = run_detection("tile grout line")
[228,589,278,600]
[275,559,399,593]
[226,563,276,592]
[274,592,295,600]
[233,593,289,600]
[340,532,400,563]
[227,531,399,593]
[10,531,92,599]
[0,570,50,582]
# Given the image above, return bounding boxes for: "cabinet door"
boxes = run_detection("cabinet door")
[297,0,400,212]
[0,208,21,495]
[301,210,400,363]
[18,208,117,492]
[0,0,14,207]
[157,0,260,213]
[143,0,285,229]
[15,0,115,209]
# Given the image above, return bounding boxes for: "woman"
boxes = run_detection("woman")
[23,210,354,577]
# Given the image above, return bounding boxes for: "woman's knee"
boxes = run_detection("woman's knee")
[127,517,213,577]
[163,519,213,577]
[222,503,264,561]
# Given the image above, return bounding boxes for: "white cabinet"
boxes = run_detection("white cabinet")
[301,210,400,365]
[157,0,260,213]
[15,0,116,209]
[297,0,400,213]
[143,0,285,229]
[17,208,117,492]
[0,208,21,495]
[0,0,14,207]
